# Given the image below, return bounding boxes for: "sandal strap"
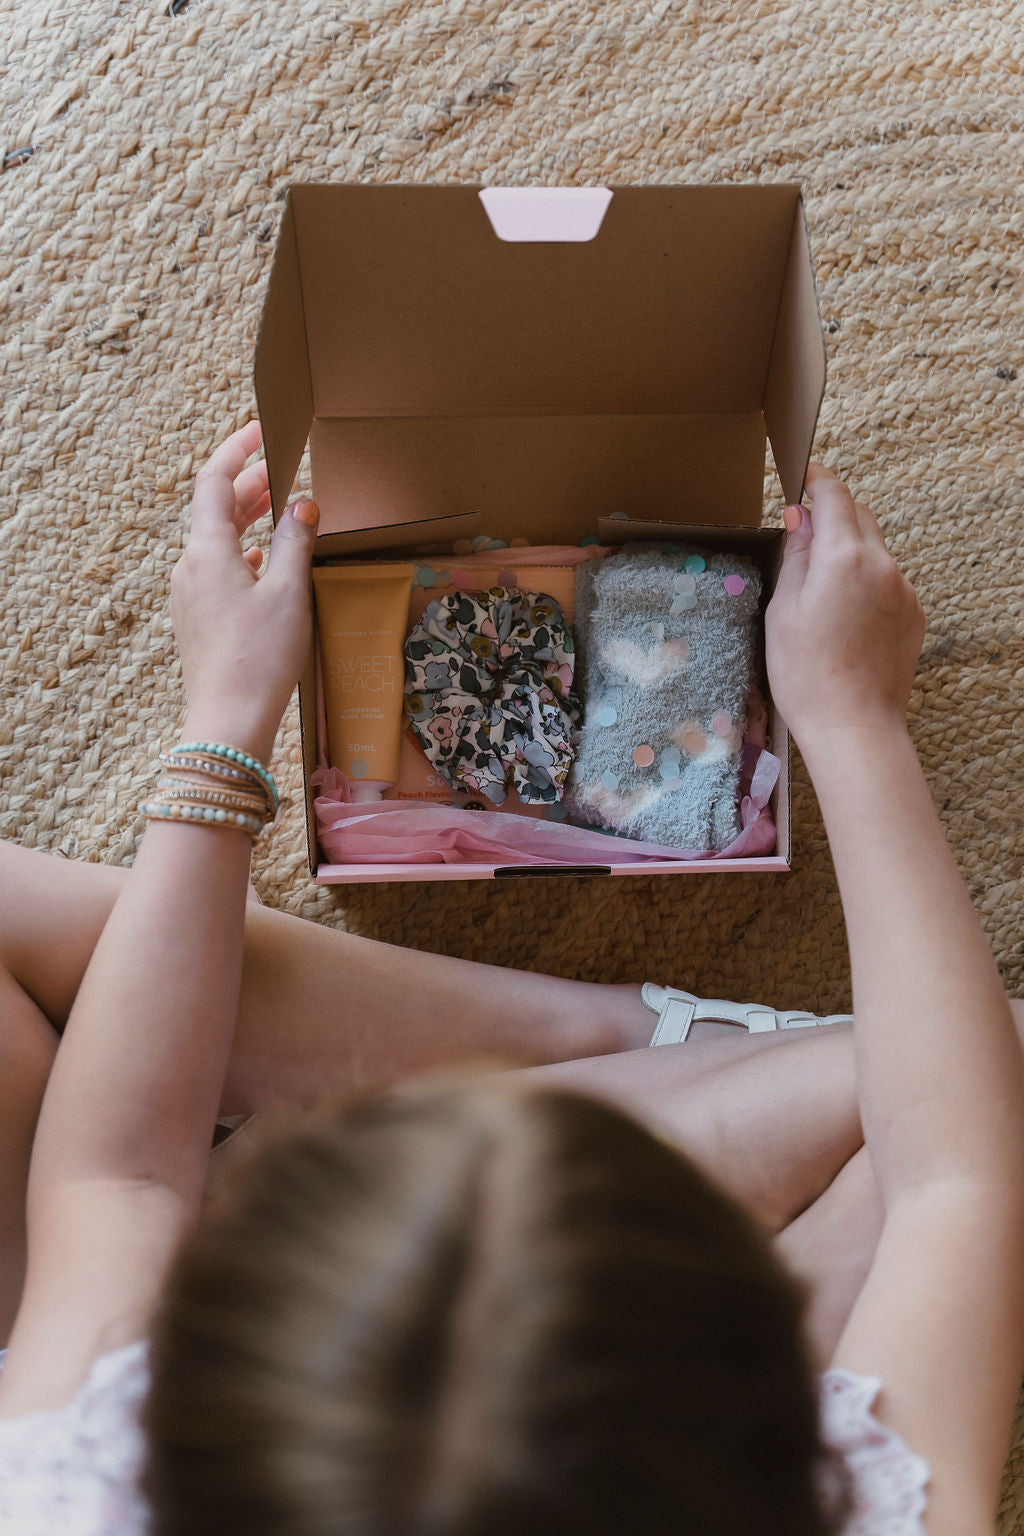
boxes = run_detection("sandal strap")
[641,984,698,1044]
[642,984,854,1044]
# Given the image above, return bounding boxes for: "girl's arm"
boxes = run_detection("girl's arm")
[0,422,320,1415]
[768,466,1024,1534]
[806,725,1024,1534]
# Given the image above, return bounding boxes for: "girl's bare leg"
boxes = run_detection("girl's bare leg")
[775,1146,885,1367]
[3,839,1019,1365]
[521,1003,1024,1365]
[510,1023,865,1232]
[0,842,656,1112]
[0,844,867,1215]
[0,967,58,1342]
[0,840,867,1345]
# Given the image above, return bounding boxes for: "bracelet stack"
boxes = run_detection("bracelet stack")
[139,742,280,844]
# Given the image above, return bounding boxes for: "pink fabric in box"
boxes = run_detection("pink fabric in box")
[312,708,780,866]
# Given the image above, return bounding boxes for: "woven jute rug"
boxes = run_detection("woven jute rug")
[2,0,1023,1519]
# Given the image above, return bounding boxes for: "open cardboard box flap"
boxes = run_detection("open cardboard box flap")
[252,184,826,880]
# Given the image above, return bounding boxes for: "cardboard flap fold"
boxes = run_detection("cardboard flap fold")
[762,198,827,506]
[309,412,767,541]
[254,195,314,521]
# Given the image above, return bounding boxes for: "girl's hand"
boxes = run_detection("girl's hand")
[765,462,926,746]
[171,420,320,764]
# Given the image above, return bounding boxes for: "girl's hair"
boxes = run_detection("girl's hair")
[143,1082,848,1535]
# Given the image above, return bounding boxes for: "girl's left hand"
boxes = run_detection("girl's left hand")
[171,420,320,762]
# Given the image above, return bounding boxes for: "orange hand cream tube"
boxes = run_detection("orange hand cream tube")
[312,563,414,802]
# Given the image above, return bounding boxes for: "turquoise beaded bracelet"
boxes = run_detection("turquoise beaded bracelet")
[139,800,264,838]
[162,742,279,813]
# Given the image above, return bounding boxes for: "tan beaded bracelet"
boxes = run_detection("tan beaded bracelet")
[158,748,272,800]
[150,783,270,823]
[139,742,280,842]
[139,797,266,840]
[156,773,269,814]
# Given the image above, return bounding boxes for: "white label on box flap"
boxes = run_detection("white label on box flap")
[478,186,612,242]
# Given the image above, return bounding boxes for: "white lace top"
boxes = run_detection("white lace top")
[0,1346,930,1534]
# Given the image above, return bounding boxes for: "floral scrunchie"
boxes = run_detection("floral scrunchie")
[404,587,580,806]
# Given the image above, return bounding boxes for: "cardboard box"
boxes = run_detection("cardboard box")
[254,184,826,884]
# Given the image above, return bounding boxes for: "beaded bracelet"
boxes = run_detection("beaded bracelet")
[140,799,265,840]
[139,740,280,842]
[159,755,267,803]
[160,743,280,813]
[153,780,271,819]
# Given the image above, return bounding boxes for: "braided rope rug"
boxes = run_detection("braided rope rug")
[2,0,1023,1516]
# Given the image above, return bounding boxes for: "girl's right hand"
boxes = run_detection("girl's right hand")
[765,462,927,745]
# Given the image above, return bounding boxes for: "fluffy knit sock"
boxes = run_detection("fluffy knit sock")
[565,543,762,851]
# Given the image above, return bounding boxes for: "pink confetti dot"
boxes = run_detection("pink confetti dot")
[633,744,655,768]
[497,569,519,586]
[451,569,472,586]
[711,711,733,737]
[723,574,746,597]
[682,727,707,755]
[667,637,691,662]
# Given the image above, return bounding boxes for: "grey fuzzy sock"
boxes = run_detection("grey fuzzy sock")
[565,544,762,851]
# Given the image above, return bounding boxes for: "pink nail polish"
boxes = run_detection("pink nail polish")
[293,501,319,526]
[783,505,803,532]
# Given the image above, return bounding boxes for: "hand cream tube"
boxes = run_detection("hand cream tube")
[312,563,414,802]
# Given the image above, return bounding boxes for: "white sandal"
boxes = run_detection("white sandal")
[642,983,854,1046]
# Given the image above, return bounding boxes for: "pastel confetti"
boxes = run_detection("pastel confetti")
[451,569,472,585]
[662,776,683,792]
[670,593,697,615]
[580,535,600,546]
[485,538,508,550]
[660,746,681,766]
[633,744,655,768]
[349,757,370,779]
[597,706,618,726]
[723,574,746,596]
[471,535,490,551]
[682,727,707,755]
[415,566,437,587]
[434,569,452,586]
[497,569,519,586]
[683,555,706,573]
[673,573,696,594]
[667,637,691,661]
[601,769,621,791]
[711,711,733,737]
[453,539,473,555]
[659,760,680,780]
[547,802,569,821]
